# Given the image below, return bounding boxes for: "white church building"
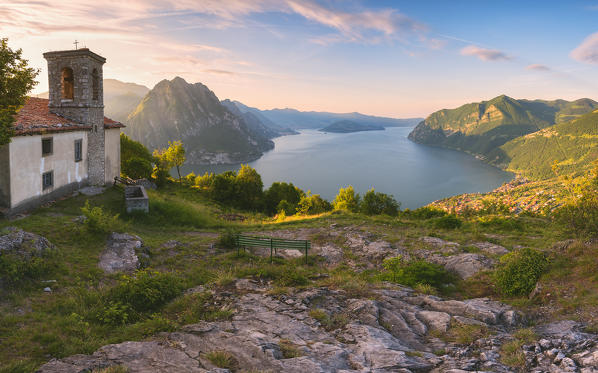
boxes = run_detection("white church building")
[0,48,123,215]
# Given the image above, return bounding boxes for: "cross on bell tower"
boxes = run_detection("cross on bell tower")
[73,40,79,50]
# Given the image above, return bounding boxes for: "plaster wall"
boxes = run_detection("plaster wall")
[9,132,88,208]
[0,144,10,208]
[104,128,121,184]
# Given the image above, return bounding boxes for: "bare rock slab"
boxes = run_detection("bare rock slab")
[0,227,56,259]
[98,233,141,274]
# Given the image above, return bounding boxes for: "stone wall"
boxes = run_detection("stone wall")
[104,128,121,184]
[0,144,10,208]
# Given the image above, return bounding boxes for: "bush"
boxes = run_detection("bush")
[0,253,53,286]
[360,188,400,216]
[410,206,447,219]
[433,214,462,229]
[382,256,455,289]
[264,182,305,215]
[557,192,598,238]
[333,185,360,212]
[120,133,153,177]
[108,269,183,314]
[122,157,153,180]
[81,201,121,234]
[296,192,332,215]
[494,248,548,296]
[217,230,237,250]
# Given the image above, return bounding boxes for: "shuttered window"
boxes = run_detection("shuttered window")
[74,139,83,162]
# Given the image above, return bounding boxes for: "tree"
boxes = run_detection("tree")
[333,185,360,212]
[0,38,39,146]
[152,147,174,187]
[120,133,153,179]
[264,182,305,215]
[235,165,264,210]
[164,141,186,184]
[296,191,332,215]
[360,188,400,216]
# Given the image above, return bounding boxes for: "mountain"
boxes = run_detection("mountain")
[255,108,421,130]
[319,120,384,133]
[226,101,298,135]
[125,77,273,165]
[408,95,598,164]
[499,109,598,179]
[103,79,150,123]
[34,79,150,123]
[220,99,282,139]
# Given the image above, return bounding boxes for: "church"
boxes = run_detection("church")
[0,48,123,215]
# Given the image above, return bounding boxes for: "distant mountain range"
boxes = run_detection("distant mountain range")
[319,120,384,133]
[408,95,598,178]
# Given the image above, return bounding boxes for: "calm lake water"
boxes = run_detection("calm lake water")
[180,127,513,209]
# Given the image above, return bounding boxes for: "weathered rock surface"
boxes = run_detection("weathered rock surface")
[0,227,55,259]
[98,233,142,273]
[38,282,544,373]
[472,242,509,256]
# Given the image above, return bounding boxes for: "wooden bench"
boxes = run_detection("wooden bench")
[235,234,310,264]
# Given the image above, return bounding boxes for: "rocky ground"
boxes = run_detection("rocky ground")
[25,224,598,373]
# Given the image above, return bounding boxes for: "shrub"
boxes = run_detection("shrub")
[279,339,303,358]
[296,192,332,215]
[122,157,153,180]
[557,192,598,238]
[235,165,264,210]
[81,201,121,234]
[264,182,305,215]
[360,188,400,216]
[433,214,462,229]
[97,301,131,326]
[108,269,183,314]
[120,133,153,175]
[205,350,237,370]
[217,230,237,250]
[410,206,447,219]
[382,256,455,289]
[0,253,53,286]
[333,185,360,212]
[494,248,548,296]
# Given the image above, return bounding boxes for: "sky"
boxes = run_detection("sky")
[2,0,598,118]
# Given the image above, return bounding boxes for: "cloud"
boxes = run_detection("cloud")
[460,45,512,61]
[203,69,236,76]
[526,64,550,71]
[570,32,598,64]
[285,0,427,44]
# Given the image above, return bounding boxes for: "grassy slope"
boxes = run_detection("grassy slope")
[1,182,597,371]
[500,110,598,179]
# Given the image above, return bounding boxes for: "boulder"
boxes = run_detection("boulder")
[98,233,141,273]
[0,227,55,259]
[430,253,495,279]
[472,242,509,256]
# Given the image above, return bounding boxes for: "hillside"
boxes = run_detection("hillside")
[125,77,274,165]
[103,79,150,123]
[500,109,598,179]
[220,99,284,139]
[408,95,598,165]
[225,100,298,135]
[319,120,384,133]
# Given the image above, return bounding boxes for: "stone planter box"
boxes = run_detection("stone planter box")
[125,185,149,213]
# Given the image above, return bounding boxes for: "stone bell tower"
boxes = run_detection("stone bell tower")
[43,48,106,185]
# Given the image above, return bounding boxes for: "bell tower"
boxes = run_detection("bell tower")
[43,48,107,185]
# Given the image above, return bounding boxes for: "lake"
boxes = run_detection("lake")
[179,127,513,209]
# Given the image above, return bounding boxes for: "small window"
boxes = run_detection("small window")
[42,171,53,190]
[42,138,53,156]
[74,139,83,162]
[61,67,74,100]
[92,68,99,101]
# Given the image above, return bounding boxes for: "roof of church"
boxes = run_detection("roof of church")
[13,97,124,135]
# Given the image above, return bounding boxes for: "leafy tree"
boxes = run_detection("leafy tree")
[556,162,598,237]
[165,140,186,184]
[210,171,237,204]
[195,172,215,189]
[296,192,332,215]
[152,147,174,187]
[235,165,264,210]
[333,185,360,212]
[264,182,305,215]
[120,133,154,180]
[0,38,39,145]
[360,188,400,216]
[123,157,153,180]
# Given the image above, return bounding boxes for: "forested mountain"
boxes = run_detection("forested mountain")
[319,120,384,133]
[408,95,598,164]
[125,77,273,165]
[500,109,598,178]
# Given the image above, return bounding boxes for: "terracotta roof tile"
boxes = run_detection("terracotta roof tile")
[13,97,124,135]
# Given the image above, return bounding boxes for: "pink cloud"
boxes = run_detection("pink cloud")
[570,32,598,64]
[460,45,512,61]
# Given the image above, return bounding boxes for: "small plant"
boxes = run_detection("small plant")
[382,256,455,290]
[97,301,131,325]
[494,248,548,296]
[81,200,121,234]
[308,308,348,331]
[278,339,303,358]
[500,328,537,368]
[432,214,462,229]
[205,350,237,370]
[217,230,237,250]
[213,268,236,287]
[91,365,129,373]
[414,283,438,295]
